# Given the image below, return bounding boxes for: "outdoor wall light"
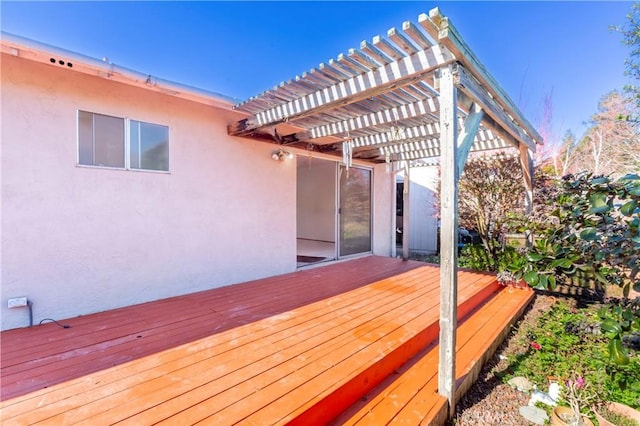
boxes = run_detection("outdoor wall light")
[271,149,294,161]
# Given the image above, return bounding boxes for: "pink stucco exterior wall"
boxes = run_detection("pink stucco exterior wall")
[1,52,393,331]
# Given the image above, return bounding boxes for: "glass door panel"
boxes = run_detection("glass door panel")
[339,166,372,257]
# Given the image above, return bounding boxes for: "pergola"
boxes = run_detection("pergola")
[228,7,542,413]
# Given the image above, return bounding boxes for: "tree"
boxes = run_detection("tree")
[457,155,525,267]
[613,2,640,109]
[572,91,639,177]
[533,89,558,166]
[551,130,578,177]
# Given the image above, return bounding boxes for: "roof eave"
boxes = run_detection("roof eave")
[0,31,239,111]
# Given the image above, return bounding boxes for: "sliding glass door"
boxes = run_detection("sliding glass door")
[339,166,372,257]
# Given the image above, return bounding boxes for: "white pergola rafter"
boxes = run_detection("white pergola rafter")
[350,123,504,150]
[309,97,439,139]
[228,7,543,418]
[380,139,439,155]
[357,135,511,162]
[229,45,456,136]
[352,123,440,147]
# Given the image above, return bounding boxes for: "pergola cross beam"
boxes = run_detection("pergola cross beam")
[421,8,540,149]
[452,64,535,151]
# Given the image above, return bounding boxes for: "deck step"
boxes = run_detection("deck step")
[331,285,534,425]
[281,273,502,426]
[1,266,512,425]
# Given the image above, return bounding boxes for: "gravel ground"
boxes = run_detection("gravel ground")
[447,293,560,426]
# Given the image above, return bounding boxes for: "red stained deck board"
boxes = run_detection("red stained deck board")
[1,256,421,401]
[151,273,444,425]
[1,264,504,426]
[0,262,430,414]
[3,267,442,424]
[280,276,502,426]
[0,257,530,426]
[2,257,416,357]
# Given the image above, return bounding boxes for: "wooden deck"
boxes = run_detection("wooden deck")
[0,256,533,425]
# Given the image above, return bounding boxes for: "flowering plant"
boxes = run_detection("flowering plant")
[560,374,599,426]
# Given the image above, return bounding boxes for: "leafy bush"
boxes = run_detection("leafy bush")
[456,156,526,268]
[508,172,640,295]
[504,172,640,370]
[458,244,524,273]
[506,299,640,408]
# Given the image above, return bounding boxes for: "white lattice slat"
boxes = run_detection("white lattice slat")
[229,9,540,166]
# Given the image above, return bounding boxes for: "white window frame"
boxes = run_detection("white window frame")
[77,110,170,173]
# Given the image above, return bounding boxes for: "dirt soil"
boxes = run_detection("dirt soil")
[447,293,562,425]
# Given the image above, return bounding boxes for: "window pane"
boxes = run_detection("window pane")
[129,120,141,169]
[130,121,169,171]
[78,111,94,165]
[94,114,124,167]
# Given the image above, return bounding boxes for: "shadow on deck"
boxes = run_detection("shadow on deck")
[1,256,533,425]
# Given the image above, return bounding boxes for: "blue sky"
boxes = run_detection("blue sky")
[1,1,634,143]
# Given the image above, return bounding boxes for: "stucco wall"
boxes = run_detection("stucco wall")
[1,52,395,331]
[0,54,299,330]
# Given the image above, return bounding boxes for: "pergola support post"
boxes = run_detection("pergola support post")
[391,167,398,258]
[402,163,410,260]
[519,143,534,245]
[438,65,459,415]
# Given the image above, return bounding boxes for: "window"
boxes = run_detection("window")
[78,111,125,168]
[129,120,169,171]
[78,111,169,171]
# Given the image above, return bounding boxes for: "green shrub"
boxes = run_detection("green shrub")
[508,172,639,296]
[459,244,524,272]
[504,172,640,369]
[506,299,640,408]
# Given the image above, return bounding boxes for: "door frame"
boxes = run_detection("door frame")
[295,157,374,265]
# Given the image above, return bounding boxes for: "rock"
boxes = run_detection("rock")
[528,389,558,407]
[548,382,560,400]
[508,376,533,392]
[519,406,549,425]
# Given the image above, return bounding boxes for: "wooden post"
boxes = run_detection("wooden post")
[519,143,533,214]
[519,143,534,245]
[456,102,483,178]
[391,168,398,258]
[438,65,459,414]
[402,163,410,260]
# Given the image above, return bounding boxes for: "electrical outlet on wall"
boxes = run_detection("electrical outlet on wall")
[8,297,28,308]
